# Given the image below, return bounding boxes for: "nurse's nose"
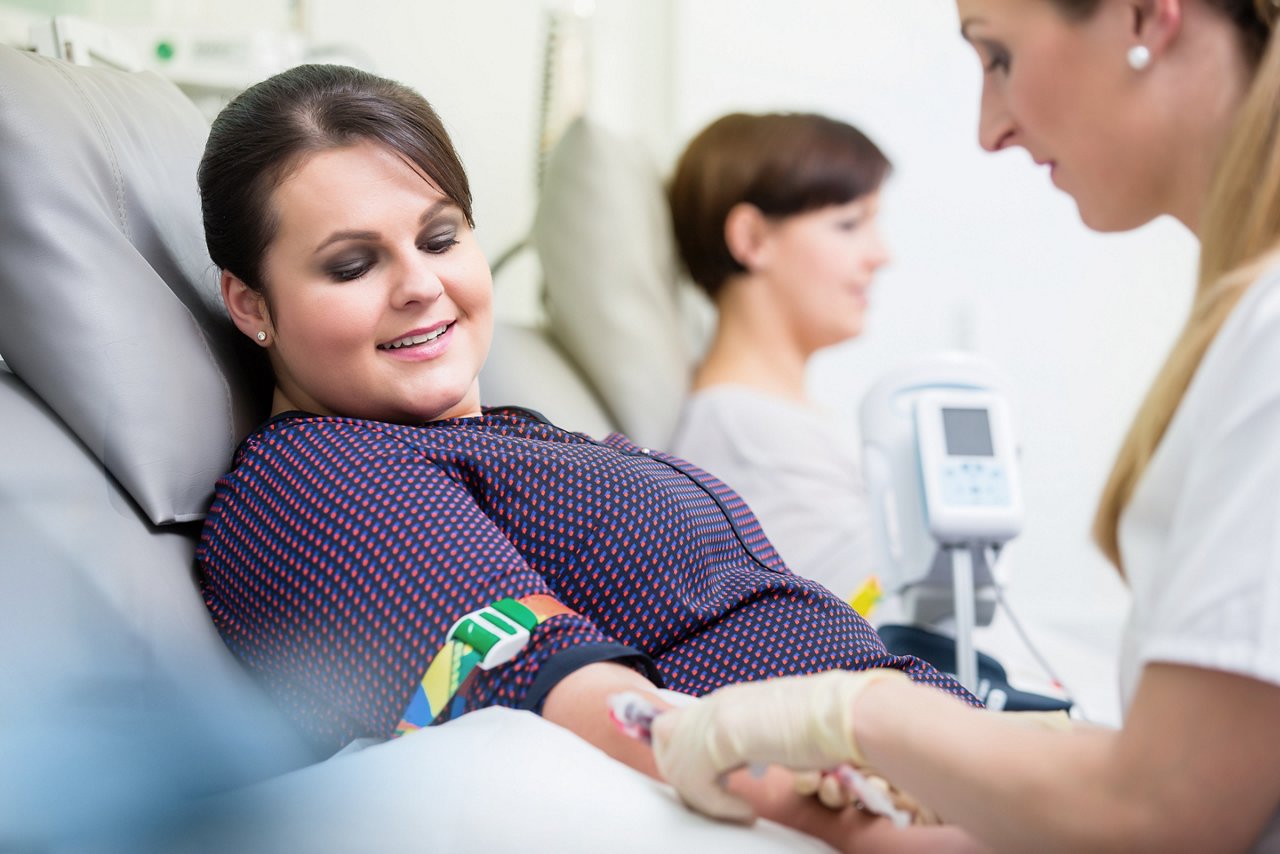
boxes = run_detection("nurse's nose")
[977,76,1016,153]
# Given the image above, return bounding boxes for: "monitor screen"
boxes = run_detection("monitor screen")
[942,407,994,457]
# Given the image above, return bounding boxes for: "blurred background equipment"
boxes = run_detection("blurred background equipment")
[862,352,1070,712]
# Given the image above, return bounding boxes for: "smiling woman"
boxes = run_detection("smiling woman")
[223,142,492,424]
[193,64,984,851]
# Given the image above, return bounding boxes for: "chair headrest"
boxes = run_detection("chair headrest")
[533,118,699,448]
[0,47,266,524]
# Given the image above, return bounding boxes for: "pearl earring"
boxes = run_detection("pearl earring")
[1127,45,1151,71]
[256,331,267,342]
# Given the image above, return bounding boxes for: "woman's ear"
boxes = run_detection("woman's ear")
[723,202,771,271]
[221,270,272,344]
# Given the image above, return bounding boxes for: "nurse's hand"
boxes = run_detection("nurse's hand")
[650,668,908,823]
[795,768,940,825]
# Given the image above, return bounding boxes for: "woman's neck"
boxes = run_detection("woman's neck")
[692,281,810,401]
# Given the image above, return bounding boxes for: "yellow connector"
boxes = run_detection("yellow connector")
[848,575,883,618]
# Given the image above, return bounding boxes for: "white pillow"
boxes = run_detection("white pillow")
[533,119,692,448]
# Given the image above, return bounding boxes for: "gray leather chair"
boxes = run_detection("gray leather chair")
[0,44,314,848]
[0,47,776,853]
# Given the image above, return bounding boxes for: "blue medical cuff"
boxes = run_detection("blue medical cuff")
[521,643,664,714]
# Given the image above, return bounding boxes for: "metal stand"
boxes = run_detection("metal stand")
[950,544,978,693]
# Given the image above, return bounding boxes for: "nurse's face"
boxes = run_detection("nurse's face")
[758,193,890,355]
[956,0,1169,231]
[237,140,492,424]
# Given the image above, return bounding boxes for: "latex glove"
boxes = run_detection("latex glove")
[650,668,908,823]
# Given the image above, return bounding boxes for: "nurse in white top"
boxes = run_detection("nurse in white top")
[651,0,1280,850]
[666,112,891,599]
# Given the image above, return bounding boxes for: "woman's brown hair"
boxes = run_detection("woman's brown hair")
[668,111,890,300]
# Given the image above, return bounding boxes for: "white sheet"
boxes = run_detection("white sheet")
[205,707,831,853]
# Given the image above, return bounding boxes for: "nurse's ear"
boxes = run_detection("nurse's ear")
[723,202,772,272]
[221,269,274,346]
[1128,0,1183,62]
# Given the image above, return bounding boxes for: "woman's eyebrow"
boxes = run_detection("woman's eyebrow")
[418,199,455,226]
[314,229,379,254]
[313,200,456,254]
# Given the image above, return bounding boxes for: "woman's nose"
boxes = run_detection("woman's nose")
[868,225,891,270]
[391,253,445,306]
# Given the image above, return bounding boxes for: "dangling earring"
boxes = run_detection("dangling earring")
[256,331,268,343]
[1127,45,1151,71]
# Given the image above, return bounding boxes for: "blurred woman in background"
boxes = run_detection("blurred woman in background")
[667,112,891,600]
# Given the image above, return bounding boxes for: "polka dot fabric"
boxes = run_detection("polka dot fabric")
[198,408,977,753]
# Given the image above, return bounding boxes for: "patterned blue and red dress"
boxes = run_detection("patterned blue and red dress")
[198,407,977,754]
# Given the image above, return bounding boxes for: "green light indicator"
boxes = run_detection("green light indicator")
[155,41,175,62]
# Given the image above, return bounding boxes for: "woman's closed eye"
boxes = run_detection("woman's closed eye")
[421,231,459,254]
[327,254,374,282]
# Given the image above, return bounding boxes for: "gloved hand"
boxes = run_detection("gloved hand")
[650,668,909,823]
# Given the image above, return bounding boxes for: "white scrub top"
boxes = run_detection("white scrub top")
[668,385,874,598]
[1118,267,1280,850]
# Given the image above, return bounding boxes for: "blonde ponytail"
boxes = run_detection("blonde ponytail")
[1093,20,1280,570]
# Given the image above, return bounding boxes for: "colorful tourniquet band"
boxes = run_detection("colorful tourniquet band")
[394,594,577,736]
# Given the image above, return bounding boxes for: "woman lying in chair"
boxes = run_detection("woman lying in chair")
[196,63,981,852]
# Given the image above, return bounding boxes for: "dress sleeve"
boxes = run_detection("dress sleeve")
[198,419,658,753]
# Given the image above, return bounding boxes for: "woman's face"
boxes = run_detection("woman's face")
[758,193,890,354]
[254,141,492,424]
[957,0,1169,231]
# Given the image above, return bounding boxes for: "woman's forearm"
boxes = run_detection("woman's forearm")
[539,661,670,777]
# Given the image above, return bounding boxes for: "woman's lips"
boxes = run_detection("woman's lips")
[378,322,455,360]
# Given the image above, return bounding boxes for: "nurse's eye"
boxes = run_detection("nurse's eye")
[978,42,1010,75]
[837,217,864,231]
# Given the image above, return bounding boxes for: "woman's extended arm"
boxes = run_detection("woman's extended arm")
[542,661,986,853]
[853,661,1280,851]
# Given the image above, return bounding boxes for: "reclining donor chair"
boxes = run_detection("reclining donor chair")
[0,46,834,852]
